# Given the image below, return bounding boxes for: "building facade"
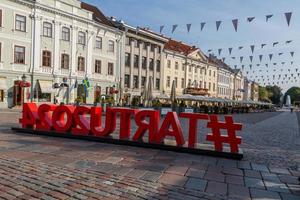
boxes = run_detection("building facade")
[232,69,245,101]
[251,81,259,101]
[0,0,123,108]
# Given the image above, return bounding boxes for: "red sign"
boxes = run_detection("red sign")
[20,103,243,154]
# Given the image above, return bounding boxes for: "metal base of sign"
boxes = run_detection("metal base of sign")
[11,127,243,160]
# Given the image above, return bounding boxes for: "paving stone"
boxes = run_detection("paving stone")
[125,169,147,179]
[185,168,205,178]
[287,184,300,195]
[280,193,300,200]
[222,167,243,176]
[225,175,244,185]
[244,169,261,179]
[269,167,291,175]
[264,180,290,193]
[261,172,281,183]
[250,188,281,200]
[158,173,188,187]
[278,174,300,184]
[205,181,227,195]
[244,177,265,189]
[251,164,270,173]
[204,172,225,182]
[184,178,207,191]
[237,161,251,170]
[140,171,162,182]
[228,184,250,199]
[165,166,189,176]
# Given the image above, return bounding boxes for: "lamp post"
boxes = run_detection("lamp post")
[21,74,27,105]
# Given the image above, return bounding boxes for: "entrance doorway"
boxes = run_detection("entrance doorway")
[13,80,22,106]
[94,86,101,103]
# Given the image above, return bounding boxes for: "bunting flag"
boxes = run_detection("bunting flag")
[278,52,283,56]
[265,64,268,68]
[238,46,243,50]
[249,56,253,62]
[286,40,292,44]
[242,65,244,70]
[259,55,263,62]
[231,57,236,60]
[291,61,294,65]
[266,14,273,21]
[229,48,233,55]
[247,17,255,22]
[257,64,260,66]
[216,21,222,31]
[218,49,222,55]
[273,42,279,47]
[234,65,237,69]
[281,62,285,65]
[186,24,192,33]
[200,22,206,31]
[222,57,226,62]
[249,64,252,69]
[269,54,273,61]
[273,63,277,65]
[208,49,212,52]
[172,25,178,33]
[290,52,294,57]
[232,19,238,32]
[159,26,164,33]
[261,44,266,48]
[284,12,292,26]
[240,56,243,63]
[250,45,255,53]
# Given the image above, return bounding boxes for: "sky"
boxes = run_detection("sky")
[84,0,300,92]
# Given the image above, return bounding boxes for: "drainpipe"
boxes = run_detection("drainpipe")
[30,0,36,102]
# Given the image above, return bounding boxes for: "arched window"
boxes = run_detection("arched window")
[43,22,52,37]
[62,27,70,41]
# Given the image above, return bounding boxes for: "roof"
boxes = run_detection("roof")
[164,39,198,56]
[208,55,234,73]
[81,2,114,27]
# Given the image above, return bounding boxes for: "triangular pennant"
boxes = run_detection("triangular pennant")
[186,24,192,33]
[238,46,243,50]
[261,44,266,48]
[249,56,253,62]
[159,25,164,33]
[265,64,268,67]
[281,62,285,65]
[257,64,260,67]
[249,64,252,69]
[247,17,255,22]
[278,52,283,56]
[228,48,233,55]
[240,56,243,63]
[216,21,222,31]
[290,51,294,57]
[232,19,238,32]
[242,65,244,70]
[266,14,273,22]
[231,57,236,60]
[250,45,255,54]
[273,42,279,47]
[218,49,222,55]
[172,24,178,33]
[269,54,273,61]
[259,55,263,62]
[286,40,292,44]
[208,49,212,52]
[291,61,294,65]
[234,65,237,69]
[200,22,206,31]
[273,63,277,65]
[284,12,292,26]
[222,57,226,62]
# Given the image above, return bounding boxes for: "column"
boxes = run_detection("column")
[138,41,142,89]
[53,20,60,74]
[33,16,41,72]
[130,40,134,89]
[153,47,157,90]
[71,25,77,75]
[86,29,94,77]
[146,45,150,87]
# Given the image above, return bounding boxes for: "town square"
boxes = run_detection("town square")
[0,0,299,199]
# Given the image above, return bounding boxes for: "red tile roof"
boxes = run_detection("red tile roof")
[164,39,198,56]
[81,2,114,27]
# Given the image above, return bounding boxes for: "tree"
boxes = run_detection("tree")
[284,87,300,104]
[258,86,270,102]
[266,85,282,105]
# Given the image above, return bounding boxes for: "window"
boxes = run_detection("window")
[175,77,178,88]
[213,71,216,77]
[95,60,101,74]
[134,55,139,68]
[95,37,102,49]
[195,67,197,73]
[204,82,206,89]
[155,78,160,90]
[156,60,160,72]
[199,81,202,88]
[15,14,26,32]
[134,40,138,48]
[188,79,191,86]
[61,54,69,69]
[141,76,146,87]
[181,78,185,88]
[108,62,114,75]
[150,44,155,52]
[209,82,211,90]
[108,40,114,52]
[166,76,170,87]
[133,76,138,88]
[213,83,216,91]
[62,27,70,41]
[0,90,3,102]
[209,70,211,76]
[182,65,185,71]
[0,10,2,27]
[43,22,52,37]
[175,62,178,70]
[14,46,25,64]
[149,59,154,70]
[78,32,86,45]
[78,56,85,71]
[143,42,148,50]
[189,66,192,72]
[142,57,147,69]
[42,51,51,67]
[167,60,171,68]
[157,46,161,53]
[125,37,130,45]
[124,74,130,87]
[125,53,131,67]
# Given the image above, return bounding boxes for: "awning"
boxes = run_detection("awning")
[38,80,53,93]
[0,78,7,90]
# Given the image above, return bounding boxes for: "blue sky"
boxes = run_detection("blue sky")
[84,0,300,92]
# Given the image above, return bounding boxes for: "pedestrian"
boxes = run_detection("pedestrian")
[290,107,293,113]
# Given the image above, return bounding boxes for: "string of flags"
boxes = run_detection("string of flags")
[160,12,292,33]
[208,40,293,55]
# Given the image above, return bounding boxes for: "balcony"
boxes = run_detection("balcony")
[40,66,53,74]
[61,68,70,75]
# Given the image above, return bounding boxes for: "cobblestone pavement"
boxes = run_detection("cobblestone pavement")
[0,109,299,199]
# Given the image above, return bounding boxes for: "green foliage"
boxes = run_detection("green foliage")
[259,85,282,104]
[258,86,270,102]
[284,87,300,104]
[75,96,84,103]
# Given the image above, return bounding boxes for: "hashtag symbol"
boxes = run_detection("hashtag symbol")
[206,115,242,153]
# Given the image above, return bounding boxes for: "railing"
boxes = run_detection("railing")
[40,66,53,74]
[61,69,70,75]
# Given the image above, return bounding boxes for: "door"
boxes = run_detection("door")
[13,80,22,106]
